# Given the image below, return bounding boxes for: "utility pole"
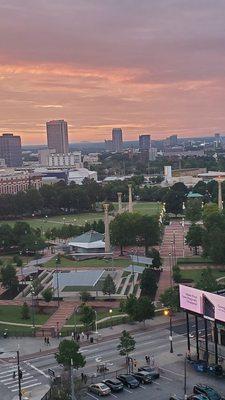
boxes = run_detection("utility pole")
[17,350,22,400]
[71,359,75,400]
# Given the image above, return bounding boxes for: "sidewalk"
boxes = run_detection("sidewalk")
[0,313,186,359]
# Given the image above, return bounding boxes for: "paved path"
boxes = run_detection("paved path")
[156,220,192,299]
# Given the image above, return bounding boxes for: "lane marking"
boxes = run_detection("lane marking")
[139,385,146,389]
[24,361,49,378]
[11,382,42,392]
[160,367,184,378]
[8,379,38,389]
[110,394,118,398]
[152,381,160,385]
[124,388,132,393]
[87,393,99,400]
[160,375,173,381]
[1,373,30,383]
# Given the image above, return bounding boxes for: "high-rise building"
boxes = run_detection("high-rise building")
[112,128,123,152]
[105,139,114,152]
[139,134,151,151]
[0,133,22,167]
[169,135,178,147]
[46,120,69,154]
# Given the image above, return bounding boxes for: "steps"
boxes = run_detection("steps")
[37,302,75,337]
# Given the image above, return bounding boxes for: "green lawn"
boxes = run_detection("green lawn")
[66,308,123,326]
[44,256,131,269]
[2,202,161,231]
[0,305,50,325]
[181,268,225,283]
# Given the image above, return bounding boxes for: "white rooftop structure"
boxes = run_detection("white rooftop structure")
[68,168,97,184]
[52,269,105,291]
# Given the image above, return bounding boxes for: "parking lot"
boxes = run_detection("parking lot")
[85,358,225,400]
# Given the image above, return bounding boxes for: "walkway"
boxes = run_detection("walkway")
[156,220,192,300]
[38,302,75,336]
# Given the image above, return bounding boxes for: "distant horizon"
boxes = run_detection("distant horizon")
[1,1,225,144]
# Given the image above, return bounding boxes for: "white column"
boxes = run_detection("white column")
[128,184,133,213]
[103,203,110,253]
[218,179,223,210]
[117,192,123,214]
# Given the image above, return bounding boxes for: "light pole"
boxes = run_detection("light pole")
[164,309,173,353]
[109,309,113,329]
[30,281,35,334]
[73,305,80,339]
[56,254,61,308]
[94,310,98,334]
[17,349,22,400]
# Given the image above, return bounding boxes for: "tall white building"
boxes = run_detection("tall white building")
[38,149,82,168]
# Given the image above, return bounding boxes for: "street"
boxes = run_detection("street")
[0,319,224,400]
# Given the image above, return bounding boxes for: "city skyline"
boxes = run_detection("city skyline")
[1,1,225,144]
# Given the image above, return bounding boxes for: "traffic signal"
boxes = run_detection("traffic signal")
[19,369,23,380]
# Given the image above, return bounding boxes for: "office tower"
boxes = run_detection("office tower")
[149,148,157,161]
[139,134,151,151]
[169,135,178,147]
[0,133,22,167]
[112,128,123,152]
[46,120,69,154]
[215,133,222,147]
[105,139,114,152]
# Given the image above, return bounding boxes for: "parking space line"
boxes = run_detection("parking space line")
[87,393,99,400]
[124,388,132,393]
[111,394,118,398]
[160,367,184,377]
[152,381,160,385]
[139,385,146,389]
[160,375,173,381]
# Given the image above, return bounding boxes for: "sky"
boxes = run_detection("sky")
[1,0,225,144]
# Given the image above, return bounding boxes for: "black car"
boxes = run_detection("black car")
[132,371,152,384]
[170,395,208,400]
[193,384,225,400]
[138,366,160,379]
[117,374,140,388]
[103,379,124,392]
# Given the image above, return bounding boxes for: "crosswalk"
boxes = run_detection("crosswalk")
[0,363,43,394]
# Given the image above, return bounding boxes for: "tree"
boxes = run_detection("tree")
[32,277,43,297]
[110,213,137,255]
[55,339,86,370]
[196,268,219,292]
[164,190,185,215]
[133,296,155,324]
[1,264,19,290]
[13,255,23,267]
[117,330,136,363]
[21,302,30,319]
[185,199,202,222]
[172,265,182,283]
[137,215,161,254]
[160,286,180,311]
[185,224,205,255]
[147,248,162,268]
[79,290,91,302]
[79,304,95,331]
[42,287,53,303]
[140,268,158,298]
[102,274,116,296]
[122,294,137,318]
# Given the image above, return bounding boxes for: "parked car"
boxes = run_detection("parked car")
[193,384,225,400]
[138,366,160,379]
[88,383,111,396]
[103,379,124,392]
[117,374,140,388]
[170,395,208,400]
[132,371,152,384]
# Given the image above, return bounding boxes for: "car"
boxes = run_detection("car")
[170,395,208,400]
[88,383,111,396]
[117,374,140,388]
[132,371,152,384]
[103,379,124,392]
[193,384,225,400]
[138,366,160,379]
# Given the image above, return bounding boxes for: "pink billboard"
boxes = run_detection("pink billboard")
[179,284,225,323]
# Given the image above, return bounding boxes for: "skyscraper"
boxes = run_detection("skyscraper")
[139,134,151,151]
[112,128,123,152]
[46,120,69,154]
[0,133,22,167]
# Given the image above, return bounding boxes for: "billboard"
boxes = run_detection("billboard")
[179,284,225,323]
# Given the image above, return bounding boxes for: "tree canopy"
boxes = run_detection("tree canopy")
[55,339,86,369]
[102,274,116,296]
[117,330,136,358]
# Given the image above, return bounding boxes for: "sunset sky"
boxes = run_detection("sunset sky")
[1,0,225,144]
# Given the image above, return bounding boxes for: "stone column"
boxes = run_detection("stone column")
[103,203,110,253]
[128,184,133,213]
[218,178,223,210]
[117,192,123,214]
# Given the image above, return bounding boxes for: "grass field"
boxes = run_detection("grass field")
[44,256,130,269]
[0,305,49,325]
[2,202,161,231]
[66,308,123,326]
[181,268,225,283]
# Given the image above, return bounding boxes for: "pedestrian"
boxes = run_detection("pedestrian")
[84,374,87,384]
[81,372,84,382]
[44,337,47,344]
[77,334,80,342]
[47,337,50,346]
[81,332,85,341]
[145,355,148,364]
[86,332,89,341]
[12,371,16,379]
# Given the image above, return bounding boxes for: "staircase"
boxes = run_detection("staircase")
[37,302,75,337]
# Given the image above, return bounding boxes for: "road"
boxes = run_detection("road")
[0,319,224,400]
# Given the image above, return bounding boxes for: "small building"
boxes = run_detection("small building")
[187,192,203,199]
[68,230,105,254]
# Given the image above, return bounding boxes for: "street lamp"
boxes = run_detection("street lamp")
[164,309,173,353]
[109,309,113,329]
[30,280,35,334]
[94,310,98,334]
[73,305,80,339]
[56,254,61,308]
